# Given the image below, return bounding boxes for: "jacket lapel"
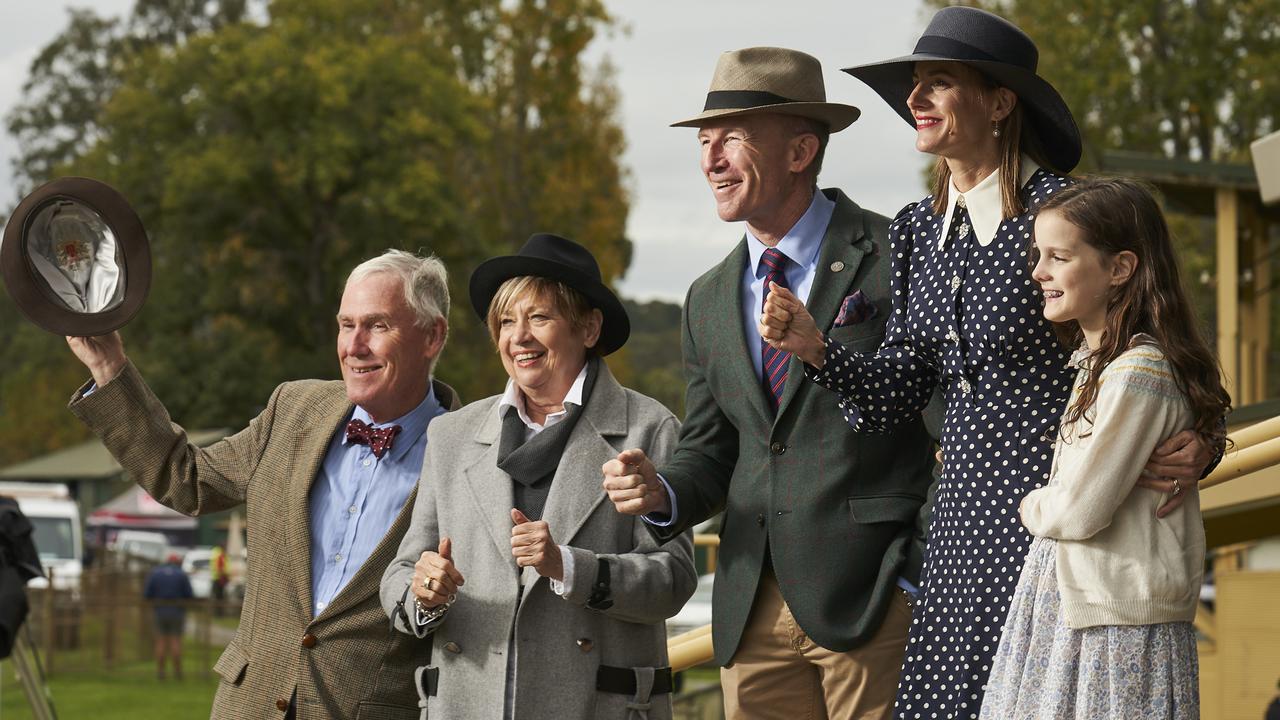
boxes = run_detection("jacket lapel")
[289,391,353,619]
[716,240,773,423]
[776,190,868,417]
[462,405,520,567]
[518,364,628,592]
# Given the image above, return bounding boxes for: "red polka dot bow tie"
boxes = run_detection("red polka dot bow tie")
[345,419,402,459]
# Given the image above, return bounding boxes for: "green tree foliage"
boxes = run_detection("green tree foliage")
[0,0,634,466]
[611,299,685,418]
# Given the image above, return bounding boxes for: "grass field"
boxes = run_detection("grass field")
[0,635,222,719]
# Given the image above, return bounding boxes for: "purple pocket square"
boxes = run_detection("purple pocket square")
[834,290,877,327]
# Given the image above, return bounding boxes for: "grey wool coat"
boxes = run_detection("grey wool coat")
[648,189,938,666]
[70,361,461,720]
[380,362,697,720]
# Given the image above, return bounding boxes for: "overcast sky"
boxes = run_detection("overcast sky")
[0,0,932,303]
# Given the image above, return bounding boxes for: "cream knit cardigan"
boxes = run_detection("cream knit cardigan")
[1019,341,1204,629]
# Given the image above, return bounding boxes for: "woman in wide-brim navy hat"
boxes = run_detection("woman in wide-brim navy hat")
[758,6,1213,720]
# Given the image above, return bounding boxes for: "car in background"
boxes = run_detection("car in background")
[666,573,714,638]
[182,547,214,599]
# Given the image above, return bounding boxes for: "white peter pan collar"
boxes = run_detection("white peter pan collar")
[938,156,1041,250]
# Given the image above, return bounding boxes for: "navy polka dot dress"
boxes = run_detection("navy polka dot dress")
[808,169,1075,719]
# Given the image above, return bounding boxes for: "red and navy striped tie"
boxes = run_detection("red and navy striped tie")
[760,247,792,413]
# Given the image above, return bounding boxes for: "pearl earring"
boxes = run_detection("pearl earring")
[992,122,1001,138]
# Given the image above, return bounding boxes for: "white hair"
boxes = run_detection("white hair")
[346,251,450,376]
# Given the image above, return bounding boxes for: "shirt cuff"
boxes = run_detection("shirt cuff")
[896,576,919,597]
[83,382,98,397]
[549,545,576,597]
[640,473,678,527]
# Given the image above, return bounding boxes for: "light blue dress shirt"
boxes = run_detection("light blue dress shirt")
[309,386,446,616]
[651,190,919,596]
[740,191,834,379]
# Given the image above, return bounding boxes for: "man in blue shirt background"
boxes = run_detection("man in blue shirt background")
[144,552,193,679]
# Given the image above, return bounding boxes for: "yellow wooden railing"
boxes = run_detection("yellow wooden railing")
[667,414,1280,672]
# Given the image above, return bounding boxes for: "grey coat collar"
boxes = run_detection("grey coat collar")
[463,362,629,585]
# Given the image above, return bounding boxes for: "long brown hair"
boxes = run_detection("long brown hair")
[928,63,1054,220]
[1034,177,1230,441]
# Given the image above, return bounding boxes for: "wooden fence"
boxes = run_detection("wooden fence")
[22,566,239,679]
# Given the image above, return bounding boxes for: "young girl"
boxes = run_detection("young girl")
[981,177,1230,720]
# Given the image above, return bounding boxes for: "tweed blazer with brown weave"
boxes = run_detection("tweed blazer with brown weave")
[70,361,460,720]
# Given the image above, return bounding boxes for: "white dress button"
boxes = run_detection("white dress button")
[951,276,962,290]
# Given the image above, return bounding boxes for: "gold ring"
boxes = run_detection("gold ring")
[422,577,433,591]
[1172,478,1182,497]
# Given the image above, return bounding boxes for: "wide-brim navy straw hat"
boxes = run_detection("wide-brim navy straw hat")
[469,233,630,356]
[843,6,1082,172]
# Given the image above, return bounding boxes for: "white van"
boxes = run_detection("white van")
[0,481,83,593]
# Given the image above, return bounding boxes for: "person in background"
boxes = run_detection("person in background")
[145,552,194,680]
[210,545,228,617]
[1265,678,1280,720]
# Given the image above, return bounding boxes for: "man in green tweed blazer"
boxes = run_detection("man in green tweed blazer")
[66,250,459,720]
[604,48,936,718]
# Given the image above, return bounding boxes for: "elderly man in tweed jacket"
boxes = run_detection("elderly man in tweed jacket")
[66,250,459,720]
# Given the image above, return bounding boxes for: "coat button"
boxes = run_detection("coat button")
[301,633,317,648]
[275,699,289,712]
[951,275,962,290]
[769,442,786,456]
[756,513,765,527]
[576,638,593,653]
[444,641,461,654]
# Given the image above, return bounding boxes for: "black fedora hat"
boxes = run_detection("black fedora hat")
[1,177,151,336]
[843,6,1082,172]
[469,233,630,356]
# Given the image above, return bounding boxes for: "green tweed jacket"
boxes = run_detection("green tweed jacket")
[649,189,936,666]
[70,363,460,720]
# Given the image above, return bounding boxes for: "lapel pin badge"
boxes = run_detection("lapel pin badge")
[830,261,845,272]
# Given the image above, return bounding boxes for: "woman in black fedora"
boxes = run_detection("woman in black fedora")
[756,6,1215,719]
[381,233,695,719]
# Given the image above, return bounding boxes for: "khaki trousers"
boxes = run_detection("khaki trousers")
[721,569,911,720]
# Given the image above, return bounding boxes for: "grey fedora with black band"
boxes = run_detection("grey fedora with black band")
[843,6,1082,172]
[672,46,860,131]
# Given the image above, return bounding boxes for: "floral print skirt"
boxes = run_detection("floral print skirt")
[980,536,1200,720]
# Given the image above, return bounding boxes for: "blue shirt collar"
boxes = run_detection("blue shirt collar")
[745,189,833,277]
[345,383,444,462]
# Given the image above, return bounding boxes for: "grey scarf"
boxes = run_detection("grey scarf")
[496,356,600,520]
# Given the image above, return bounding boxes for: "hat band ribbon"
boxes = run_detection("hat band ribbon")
[913,35,1034,70]
[703,90,796,112]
